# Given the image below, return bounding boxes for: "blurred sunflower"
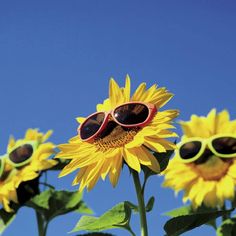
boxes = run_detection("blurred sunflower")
[0,129,57,212]
[0,163,18,212]
[57,75,178,191]
[163,109,236,209]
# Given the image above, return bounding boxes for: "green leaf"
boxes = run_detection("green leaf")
[164,208,233,236]
[76,201,94,215]
[28,189,53,210]
[72,202,132,233]
[217,218,236,236]
[27,189,92,222]
[0,209,16,234]
[145,196,155,212]
[164,205,192,217]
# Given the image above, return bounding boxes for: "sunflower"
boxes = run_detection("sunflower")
[163,109,236,209]
[0,129,57,212]
[57,75,178,192]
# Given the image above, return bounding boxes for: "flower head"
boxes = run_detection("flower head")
[57,75,178,192]
[163,109,236,208]
[0,129,57,212]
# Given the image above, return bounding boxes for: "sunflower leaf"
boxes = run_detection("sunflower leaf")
[26,189,92,223]
[217,218,236,236]
[164,205,192,217]
[0,209,16,234]
[76,201,94,215]
[152,149,174,172]
[146,196,155,212]
[71,202,133,233]
[27,188,53,210]
[164,208,234,236]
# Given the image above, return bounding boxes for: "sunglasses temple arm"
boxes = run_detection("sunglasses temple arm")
[0,154,8,160]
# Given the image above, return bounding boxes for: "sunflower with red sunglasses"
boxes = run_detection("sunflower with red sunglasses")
[163,109,236,208]
[57,75,178,191]
[0,129,57,212]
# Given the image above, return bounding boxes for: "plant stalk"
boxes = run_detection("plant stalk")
[131,170,148,236]
[36,211,48,236]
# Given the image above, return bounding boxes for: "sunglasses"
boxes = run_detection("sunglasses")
[0,141,38,178]
[177,134,236,163]
[78,102,157,141]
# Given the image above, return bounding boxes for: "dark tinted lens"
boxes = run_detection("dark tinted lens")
[9,144,33,164]
[80,113,105,140]
[212,137,236,154]
[114,103,149,125]
[179,141,202,160]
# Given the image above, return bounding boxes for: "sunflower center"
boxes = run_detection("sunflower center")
[94,125,139,151]
[193,156,232,181]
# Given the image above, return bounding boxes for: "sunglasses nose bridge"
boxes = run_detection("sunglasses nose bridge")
[107,113,115,122]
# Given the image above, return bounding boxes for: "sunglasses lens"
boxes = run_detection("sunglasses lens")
[9,144,33,164]
[114,103,149,125]
[212,137,236,155]
[80,113,105,140]
[179,141,202,160]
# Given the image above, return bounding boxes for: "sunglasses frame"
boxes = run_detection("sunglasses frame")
[177,134,236,163]
[0,157,5,178]
[78,101,157,142]
[5,140,39,167]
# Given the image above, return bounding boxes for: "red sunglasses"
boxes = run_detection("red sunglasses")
[78,102,157,141]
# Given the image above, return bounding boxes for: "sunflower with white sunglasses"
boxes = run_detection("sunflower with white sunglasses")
[0,129,57,212]
[163,109,236,208]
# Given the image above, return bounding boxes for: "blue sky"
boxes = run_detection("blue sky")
[0,0,236,235]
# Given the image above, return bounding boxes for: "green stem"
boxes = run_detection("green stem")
[36,211,48,236]
[141,176,148,195]
[39,182,55,189]
[125,225,136,236]
[131,170,148,236]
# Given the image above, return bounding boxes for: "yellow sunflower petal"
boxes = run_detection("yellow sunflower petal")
[42,130,53,142]
[217,175,235,201]
[123,75,131,102]
[76,117,86,124]
[59,153,101,177]
[96,98,112,112]
[144,137,167,153]
[7,135,15,151]
[139,146,160,173]
[131,82,146,101]
[204,183,218,208]
[109,154,122,187]
[100,159,112,180]
[123,148,141,172]
[109,78,124,107]
[72,167,87,186]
